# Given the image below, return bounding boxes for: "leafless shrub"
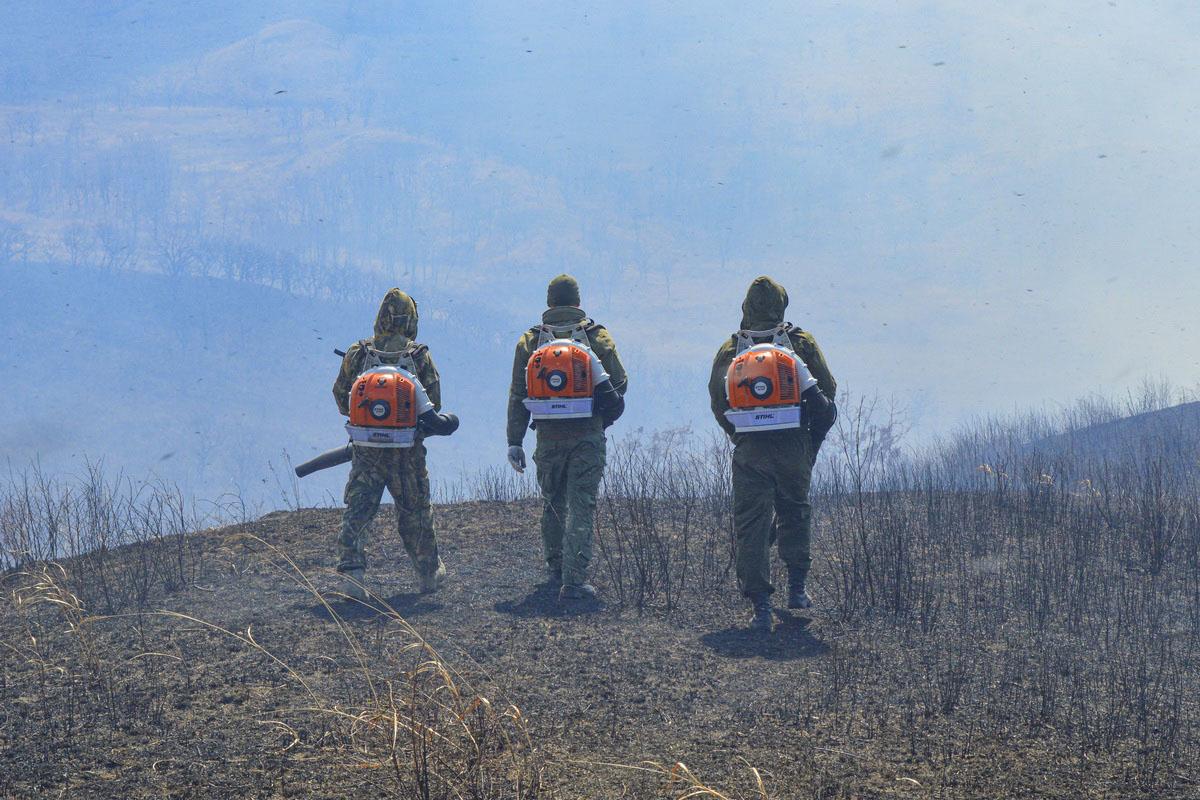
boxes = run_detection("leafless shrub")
[0,462,207,612]
[810,390,1197,790]
[451,465,540,505]
[596,428,734,613]
[551,388,1198,792]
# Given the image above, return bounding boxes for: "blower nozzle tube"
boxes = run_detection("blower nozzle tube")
[295,444,353,478]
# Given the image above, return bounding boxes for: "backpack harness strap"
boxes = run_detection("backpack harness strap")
[359,341,426,374]
[535,319,595,348]
[733,323,795,355]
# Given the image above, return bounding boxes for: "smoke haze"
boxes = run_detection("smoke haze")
[2,1,1198,505]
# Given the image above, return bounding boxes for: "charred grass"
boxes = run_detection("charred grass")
[1,395,1199,798]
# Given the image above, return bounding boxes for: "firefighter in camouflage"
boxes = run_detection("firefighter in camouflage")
[332,289,448,600]
[507,275,627,601]
[709,276,837,631]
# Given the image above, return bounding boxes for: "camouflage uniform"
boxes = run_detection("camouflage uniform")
[507,276,628,587]
[333,289,443,580]
[708,277,837,598]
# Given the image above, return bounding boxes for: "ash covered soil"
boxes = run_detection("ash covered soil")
[1,503,1195,798]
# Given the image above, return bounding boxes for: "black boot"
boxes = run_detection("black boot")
[559,583,597,601]
[787,567,812,609]
[747,592,774,632]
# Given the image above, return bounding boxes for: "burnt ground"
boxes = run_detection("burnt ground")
[1,502,1197,798]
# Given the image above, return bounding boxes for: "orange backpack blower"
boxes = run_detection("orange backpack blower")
[522,327,609,420]
[346,363,434,448]
[724,327,819,433]
[294,344,460,478]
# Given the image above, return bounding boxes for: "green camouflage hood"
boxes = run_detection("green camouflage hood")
[740,276,789,330]
[373,288,419,342]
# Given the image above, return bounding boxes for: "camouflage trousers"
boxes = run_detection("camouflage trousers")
[338,443,440,577]
[533,430,606,586]
[731,430,814,597]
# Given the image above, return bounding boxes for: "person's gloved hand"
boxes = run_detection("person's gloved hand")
[507,446,526,473]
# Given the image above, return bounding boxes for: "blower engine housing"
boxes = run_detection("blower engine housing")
[724,343,818,433]
[523,339,605,419]
[346,366,433,447]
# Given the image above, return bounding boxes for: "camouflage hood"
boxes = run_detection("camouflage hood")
[547,274,581,308]
[740,276,789,330]
[373,289,419,345]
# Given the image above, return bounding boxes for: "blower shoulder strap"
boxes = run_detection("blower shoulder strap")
[400,340,429,371]
[535,318,594,347]
[349,339,374,371]
[582,319,607,348]
[732,322,795,355]
[784,324,817,359]
[359,341,425,374]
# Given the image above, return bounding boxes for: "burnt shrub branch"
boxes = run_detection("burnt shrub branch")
[587,388,1200,791]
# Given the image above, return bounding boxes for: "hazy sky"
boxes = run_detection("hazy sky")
[4,1,1199,472]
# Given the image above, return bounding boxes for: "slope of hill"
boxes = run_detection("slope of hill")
[2,492,1196,798]
[136,20,373,106]
[1031,401,1200,470]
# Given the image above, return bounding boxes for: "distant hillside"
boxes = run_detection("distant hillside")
[1030,401,1200,474]
[136,20,372,106]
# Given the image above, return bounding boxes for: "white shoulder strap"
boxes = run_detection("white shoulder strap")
[360,344,419,373]
[535,322,591,348]
[733,323,794,355]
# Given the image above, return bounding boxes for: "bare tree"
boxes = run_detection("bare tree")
[61,223,93,268]
[96,224,138,272]
[154,225,197,277]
